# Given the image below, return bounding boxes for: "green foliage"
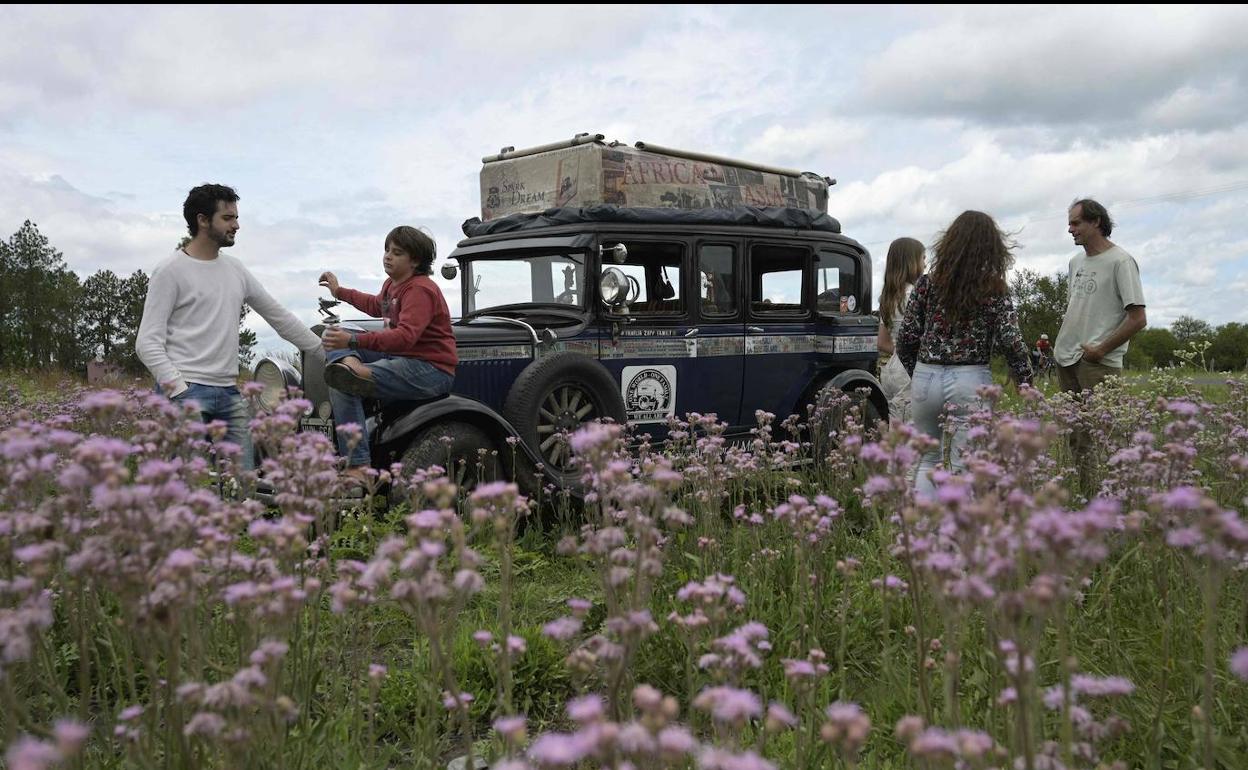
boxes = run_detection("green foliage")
[80,269,126,361]
[1010,267,1068,345]
[0,220,86,370]
[455,626,575,730]
[116,270,149,372]
[239,307,257,368]
[1171,315,1215,346]
[1209,322,1248,372]
[1126,327,1179,370]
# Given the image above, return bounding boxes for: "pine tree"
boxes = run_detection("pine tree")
[2,220,84,369]
[80,269,126,361]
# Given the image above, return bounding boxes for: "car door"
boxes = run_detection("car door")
[742,241,818,425]
[814,245,878,368]
[595,236,701,441]
[691,239,745,428]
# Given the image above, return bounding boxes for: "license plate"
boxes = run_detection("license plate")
[300,417,336,442]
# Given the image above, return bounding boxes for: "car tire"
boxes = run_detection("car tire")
[809,382,882,457]
[502,351,626,490]
[389,420,501,507]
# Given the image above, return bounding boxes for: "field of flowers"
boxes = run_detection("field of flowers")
[2,371,1247,770]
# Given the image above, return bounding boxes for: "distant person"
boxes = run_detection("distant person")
[1053,198,1146,496]
[896,211,1032,496]
[318,226,457,479]
[1031,333,1051,371]
[137,184,323,471]
[1054,199,1146,392]
[875,237,926,423]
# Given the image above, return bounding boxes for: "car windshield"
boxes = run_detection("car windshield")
[463,252,587,315]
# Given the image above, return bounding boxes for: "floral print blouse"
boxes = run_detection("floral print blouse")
[896,274,1033,385]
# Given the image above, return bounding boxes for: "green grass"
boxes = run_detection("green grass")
[5,368,1248,768]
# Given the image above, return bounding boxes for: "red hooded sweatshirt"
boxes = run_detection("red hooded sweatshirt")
[337,275,457,375]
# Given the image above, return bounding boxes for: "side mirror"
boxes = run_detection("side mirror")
[440,262,459,280]
[599,243,628,264]
[600,267,630,307]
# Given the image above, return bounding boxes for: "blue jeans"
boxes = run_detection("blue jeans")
[326,348,454,467]
[910,362,992,498]
[165,383,254,471]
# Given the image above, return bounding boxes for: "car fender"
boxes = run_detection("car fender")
[808,368,889,422]
[373,394,546,468]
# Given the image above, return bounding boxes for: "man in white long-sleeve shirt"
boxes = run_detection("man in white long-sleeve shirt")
[136,184,322,470]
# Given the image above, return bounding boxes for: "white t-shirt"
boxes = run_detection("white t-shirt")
[887,284,914,349]
[1054,245,1145,368]
[136,250,322,394]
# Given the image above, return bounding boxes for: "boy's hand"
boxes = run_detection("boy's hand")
[318,272,340,297]
[322,326,352,351]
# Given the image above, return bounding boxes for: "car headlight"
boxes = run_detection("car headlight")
[252,358,300,413]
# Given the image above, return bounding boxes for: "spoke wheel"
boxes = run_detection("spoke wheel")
[535,383,600,469]
[502,351,628,496]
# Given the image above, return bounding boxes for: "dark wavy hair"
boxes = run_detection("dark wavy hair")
[385,226,437,275]
[879,237,925,329]
[1071,198,1113,237]
[928,210,1014,326]
[183,184,239,236]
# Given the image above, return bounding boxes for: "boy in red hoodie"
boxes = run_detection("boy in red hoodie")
[318,226,457,472]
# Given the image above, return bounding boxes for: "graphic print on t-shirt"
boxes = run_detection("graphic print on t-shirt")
[1072,267,1098,297]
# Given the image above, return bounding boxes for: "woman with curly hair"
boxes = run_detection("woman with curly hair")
[876,237,926,423]
[895,210,1032,496]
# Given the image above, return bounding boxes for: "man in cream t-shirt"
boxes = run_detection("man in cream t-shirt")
[1054,198,1147,394]
[137,184,323,470]
[1054,198,1147,497]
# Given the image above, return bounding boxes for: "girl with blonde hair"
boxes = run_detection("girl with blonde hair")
[876,237,926,422]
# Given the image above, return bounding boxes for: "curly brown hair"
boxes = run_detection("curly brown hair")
[928,211,1014,326]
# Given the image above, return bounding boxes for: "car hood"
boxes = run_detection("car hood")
[328,315,587,345]
[453,324,536,345]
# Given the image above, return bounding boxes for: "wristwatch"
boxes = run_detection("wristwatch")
[348,332,359,350]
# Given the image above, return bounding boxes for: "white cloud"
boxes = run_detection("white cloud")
[858,6,1248,128]
[3,5,1247,359]
[742,122,870,169]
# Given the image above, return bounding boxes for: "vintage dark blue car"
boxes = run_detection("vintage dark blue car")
[252,204,886,497]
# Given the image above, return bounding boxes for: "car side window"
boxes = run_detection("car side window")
[815,250,860,314]
[616,242,684,315]
[698,243,737,317]
[750,244,808,316]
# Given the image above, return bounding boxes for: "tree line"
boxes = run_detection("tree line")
[0,221,254,376]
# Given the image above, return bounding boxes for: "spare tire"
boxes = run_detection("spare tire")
[503,351,626,488]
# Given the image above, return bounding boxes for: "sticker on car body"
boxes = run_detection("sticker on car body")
[835,335,877,354]
[621,365,677,424]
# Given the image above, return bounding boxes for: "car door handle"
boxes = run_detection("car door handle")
[684,328,699,337]
[747,326,764,333]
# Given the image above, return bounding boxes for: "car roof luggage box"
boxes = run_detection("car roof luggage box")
[479,133,833,222]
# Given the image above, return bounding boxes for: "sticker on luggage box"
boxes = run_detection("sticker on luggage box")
[622,365,677,424]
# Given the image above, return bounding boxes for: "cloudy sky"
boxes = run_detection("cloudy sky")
[3,5,1246,356]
